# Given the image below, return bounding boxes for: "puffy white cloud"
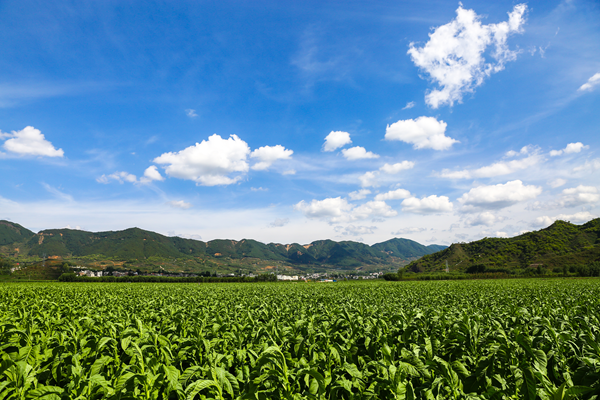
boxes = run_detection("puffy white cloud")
[97,171,138,184]
[464,211,504,227]
[140,166,164,183]
[494,231,508,238]
[533,211,596,228]
[359,171,379,187]
[250,145,293,170]
[341,146,379,160]
[294,197,397,223]
[153,134,250,186]
[438,154,541,179]
[560,185,599,207]
[348,189,371,200]
[1,126,64,157]
[549,178,567,188]
[408,4,527,108]
[578,72,600,92]
[385,116,458,150]
[374,188,411,201]
[549,142,589,156]
[168,200,192,209]
[458,180,542,210]
[401,195,453,214]
[352,200,397,219]
[380,161,415,174]
[323,131,351,152]
[294,197,353,223]
[505,146,531,157]
[335,225,377,236]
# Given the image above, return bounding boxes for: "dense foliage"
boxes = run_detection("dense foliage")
[408,219,600,273]
[1,279,599,399]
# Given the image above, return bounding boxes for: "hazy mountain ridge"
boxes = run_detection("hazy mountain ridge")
[406,218,600,273]
[0,221,444,268]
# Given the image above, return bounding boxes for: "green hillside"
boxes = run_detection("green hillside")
[407,218,600,273]
[372,237,443,259]
[0,220,35,246]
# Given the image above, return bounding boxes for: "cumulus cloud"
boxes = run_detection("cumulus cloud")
[140,166,164,183]
[578,72,600,92]
[385,116,458,150]
[559,185,599,207]
[549,142,589,157]
[408,4,527,108]
[438,154,541,179]
[374,188,411,201]
[464,211,504,227]
[380,161,415,174]
[323,131,351,152]
[97,171,138,184]
[401,195,453,214]
[335,225,377,236]
[359,171,379,188]
[573,158,600,173]
[532,211,596,228]
[294,197,396,223]
[341,146,379,160]
[348,189,371,200]
[1,126,64,157]
[250,145,293,170]
[153,134,250,186]
[458,180,542,210]
[505,146,531,157]
[168,200,192,209]
[391,227,427,235]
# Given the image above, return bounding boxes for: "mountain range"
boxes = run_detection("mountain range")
[0,220,444,270]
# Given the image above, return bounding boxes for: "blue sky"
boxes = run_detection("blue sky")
[1,0,599,245]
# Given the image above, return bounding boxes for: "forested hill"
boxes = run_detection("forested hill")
[406,218,600,273]
[0,220,445,268]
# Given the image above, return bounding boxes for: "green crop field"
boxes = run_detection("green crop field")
[1,280,599,399]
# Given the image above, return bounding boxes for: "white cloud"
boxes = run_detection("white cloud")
[533,211,596,228]
[359,171,379,188]
[282,169,296,175]
[348,189,371,200]
[294,197,353,223]
[185,109,198,118]
[269,218,290,227]
[549,142,589,157]
[438,154,541,179]
[97,171,138,184]
[352,200,397,219]
[168,200,192,209]
[549,178,567,188]
[408,4,527,108]
[401,195,453,214]
[459,180,542,210]
[402,101,415,110]
[380,161,415,174]
[391,227,427,235]
[251,187,268,192]
[336,225,377,236]
[464,211,504,227]
[573,158,600,173]
[250,145,293,170]
[385,116,458,150]
[495,231,508,238]
[505,146,531,157]
[578,72,600,92]
[560,185,599,207]
[341,146,379,160]
[1,126,64,157]
[140,166,164,183]
[153,134,250,186]
[374,188,411,201]
[323,131,351,152]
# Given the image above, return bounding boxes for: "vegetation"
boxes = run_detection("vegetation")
[406,219,600,273]
[1,279,600,398]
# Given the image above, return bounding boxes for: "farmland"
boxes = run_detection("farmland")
[1,280,599,399]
